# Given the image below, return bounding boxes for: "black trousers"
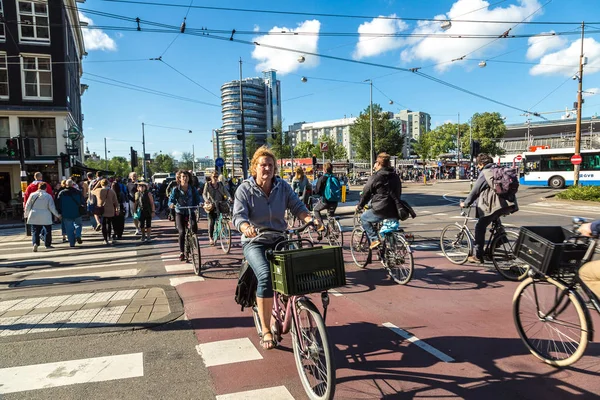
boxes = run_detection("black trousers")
[113,213,125,238]
[313,199,337,226]
[102,216,114,241]
[176,213,198,253]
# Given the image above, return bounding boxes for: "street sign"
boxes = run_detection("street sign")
[320,142,329,152]
[571,154,582,165]
[437,161,443,167]
[215,157,225,167]
[515,154,522,162]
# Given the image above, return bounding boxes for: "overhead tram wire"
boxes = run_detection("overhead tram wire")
[158,0,195,57]
[154,58,220,98]
[527,68,580,111]
[99,0,597,25]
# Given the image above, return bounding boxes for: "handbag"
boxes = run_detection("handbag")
[68,194,87,217]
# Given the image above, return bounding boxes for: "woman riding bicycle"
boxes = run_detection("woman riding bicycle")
[169,170,202,261]
[232,146,315,350]
[203,171,230,246]
[291,166,310,207]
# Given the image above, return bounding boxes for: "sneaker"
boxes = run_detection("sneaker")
[62,236,67,243]
[76,237,83,244]
[94,225,101,232]
[69,245,76,248]
[468,255,483,264]
[33,244,38,252]
[369,240,381,250]
[103,240,109,245]
[45,245,54,249]
[135,229,141,235]
[179,253,185,261]
[141,236,146,242]
[145,236,151,242]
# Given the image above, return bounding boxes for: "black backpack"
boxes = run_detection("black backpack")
[235,261,257,311]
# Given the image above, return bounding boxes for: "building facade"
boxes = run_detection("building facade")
[288,117,357,159]
[218,70,281,164]
[394,110,431,158]
[0,0,85,205]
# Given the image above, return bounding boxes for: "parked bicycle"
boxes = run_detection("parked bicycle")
[179,205,202,276]
[440,206,526,281]
[242,221,341,399]
[512,218,600,367]
[350,219,414,285]
[307,213,344,248]
[212,200,232,254]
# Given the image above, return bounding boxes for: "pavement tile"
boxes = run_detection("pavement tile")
[149,311,169,320]
[61,293,95,306]
[110,289,139,301]
[144,288,164,298]
[81,301,110,310]
[6,297,47,310]
[55,304,83,312]
[108,299,131,307]
[139,305,154,314]
[0,299,24,313]
[1,309,29,317]
[85,291,117,303]
[125,305,141,313]
[129,298,155,307]
[131,311,151,323]
[133,289,150,299]
[152,305,170,314]
[117,313,135,324]
[154,298,169,306]
[34,295,71,308]
[29,306,58,315]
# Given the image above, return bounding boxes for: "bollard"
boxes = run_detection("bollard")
[341,184,347,203]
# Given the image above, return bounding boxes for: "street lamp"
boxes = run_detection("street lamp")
[364,79,374,174]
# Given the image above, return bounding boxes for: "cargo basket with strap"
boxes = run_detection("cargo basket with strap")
[269,245,346,296]
[514,226,589,277]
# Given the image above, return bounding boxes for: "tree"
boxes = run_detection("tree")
[427,123,457,159]
[245,135,260,160]
[411,132,432,161]
[314,135,347,161]
[84,156,132,177]
[294,141,316,159]
[179,152,194,171]
[267,122,292,160]
[350,104,404,161]
[461,112,507,156]
[152,153,175,173]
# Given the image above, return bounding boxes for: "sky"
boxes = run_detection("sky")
[79,0,600,162]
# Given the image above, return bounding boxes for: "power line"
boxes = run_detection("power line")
[99,0,597,25]
[154,58,220,98]
[528,69,579,111]
[143,123,193,131]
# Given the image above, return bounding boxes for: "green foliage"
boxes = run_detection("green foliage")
[556,186,600,202]
[152,153,175,173]
[411,133,432,160]
[349,104,405,161]
[85,156,131,177]
[428,123,458,159]
[294,141,316,159]
[179,152,194,171]
[461,112,506,156]
[315,135,347,161]
[245,135,260,160]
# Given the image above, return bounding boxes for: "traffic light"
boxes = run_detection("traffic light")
[312,155,317,165]
[470,140,481,158]
[60,153,71,168]
[130,147,138,169]
[6,138,19,159]
[236,129,243,141]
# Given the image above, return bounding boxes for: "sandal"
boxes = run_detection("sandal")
[260,331,276,350]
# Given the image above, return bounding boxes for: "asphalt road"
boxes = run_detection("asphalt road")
[1,181,599,399]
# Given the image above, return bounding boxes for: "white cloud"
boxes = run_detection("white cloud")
[526,31,568,60]
[400,0,542,71]
[529,38,600,76]
[171,151,183,159]
[78,12,117,51]
[353,14,408,59]
[251,20,320,75]
[253,25,260,32]
[583,88,599,98]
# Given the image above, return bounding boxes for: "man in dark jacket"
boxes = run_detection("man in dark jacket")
[460,153,518,263]
[313,162,339,233]
[357,153,403,249]
[57,179,85,247]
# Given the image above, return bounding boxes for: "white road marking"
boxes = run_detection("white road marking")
[165,264,193,273]
[2,249,138,261]
[0,353,144,394]
[196,338,263,367]
[519,207,587,218]
[442,193,461,204]
[433,213,448,216]
[161,254,180,260]
[383,322,455,363]
[13,262,139,276]
[328,289,343,297]
[216,386,294,400]
[15,269,140,287]
[170,276,204,286]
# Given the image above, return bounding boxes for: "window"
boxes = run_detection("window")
[0,1,5,40]
[17,1,50,43]
[20,54,52,100]
[19,117,56,155]
[0,53,7,98]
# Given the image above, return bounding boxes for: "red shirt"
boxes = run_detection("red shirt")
[23,180,54,206]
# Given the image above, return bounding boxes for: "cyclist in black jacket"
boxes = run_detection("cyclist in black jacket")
[357,152,403,249]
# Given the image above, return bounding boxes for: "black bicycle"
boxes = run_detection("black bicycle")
[179,205,202,276]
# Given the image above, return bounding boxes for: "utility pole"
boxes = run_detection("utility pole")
[367,79,374,173]
[574,22,585,186]
[239,58,248,179]
[104,137,108,171]
[192,144,196,172]
[141,122,147,180]
[290,131,294,174]
[18,135,30,235]
[456,112,461,180]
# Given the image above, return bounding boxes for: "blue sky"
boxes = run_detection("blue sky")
[80,0,600,161]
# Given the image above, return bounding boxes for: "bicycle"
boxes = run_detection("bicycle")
[512,218,600,367]
[242,221,339,399]
[307,213,344,248]
[350,220,414,285]
[211,201,232,254]
[179,205,202,276]
[354,205,414,242]
[286,195,319,228]
[440,206,527,281]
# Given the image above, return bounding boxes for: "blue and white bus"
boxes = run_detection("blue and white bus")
[520,148,600,188]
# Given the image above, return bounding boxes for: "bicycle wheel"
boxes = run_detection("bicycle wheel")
[385,233,414,285]
[513,277,589,367]
[491,230,528,281]
[184,231,191,262]
[350,227,370,268]
[353,210,362,228]
[440,224,471,264]
[219,219,232,254]
[190,233,202,276]
[291,299,336,400]
[327,219,344,248]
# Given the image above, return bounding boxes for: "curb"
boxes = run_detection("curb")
[0,284,184,343]
[0,223,24,230]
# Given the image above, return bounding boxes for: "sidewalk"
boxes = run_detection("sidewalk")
[0,285,183,342]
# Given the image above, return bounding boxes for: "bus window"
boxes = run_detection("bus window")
[540,155,572,172]
[582,154,600,170]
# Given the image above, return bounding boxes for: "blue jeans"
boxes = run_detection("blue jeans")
[360,209,385,243]
[243,241,277,298]
[31,224,52,247]
[63,217,83,246]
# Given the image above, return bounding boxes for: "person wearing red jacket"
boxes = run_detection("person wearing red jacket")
[23,172,54,207]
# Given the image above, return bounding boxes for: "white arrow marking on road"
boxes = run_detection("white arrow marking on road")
[216,386,294,400]
[383,322,455,363]
[0,353,144,394]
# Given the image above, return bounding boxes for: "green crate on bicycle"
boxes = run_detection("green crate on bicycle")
[269,246,346,296]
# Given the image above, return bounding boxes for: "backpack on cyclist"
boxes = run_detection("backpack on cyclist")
[235,262,257,311]
[485,166,519,199]
[323,174,342,202]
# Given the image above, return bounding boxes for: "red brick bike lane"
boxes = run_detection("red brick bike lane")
[169,227,600,399]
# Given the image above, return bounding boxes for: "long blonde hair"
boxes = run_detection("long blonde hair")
[249,146,278,178]
[294,166,304,180]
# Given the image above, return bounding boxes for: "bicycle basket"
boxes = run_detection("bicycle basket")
[270,246,346,296]
[514,226,588,276]
[218,201,230,214]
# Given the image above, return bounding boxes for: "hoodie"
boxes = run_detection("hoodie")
[232,176,308,244]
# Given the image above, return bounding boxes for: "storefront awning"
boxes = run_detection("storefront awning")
[0,159,58,165]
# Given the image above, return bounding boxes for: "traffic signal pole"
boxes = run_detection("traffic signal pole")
[17,136,30,235]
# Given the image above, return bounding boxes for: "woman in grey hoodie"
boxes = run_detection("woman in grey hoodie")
[233,146,314,350]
